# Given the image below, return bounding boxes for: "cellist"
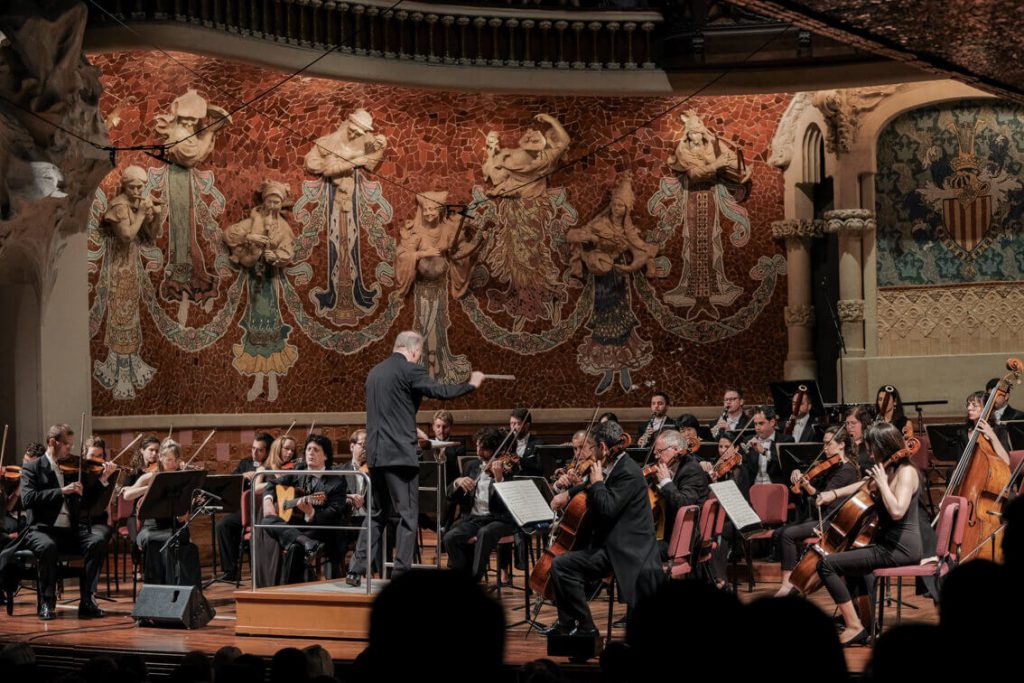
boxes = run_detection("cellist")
[540,420,662,637]
[814,422,922,646]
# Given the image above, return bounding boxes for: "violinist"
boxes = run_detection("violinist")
[121,439,192,585]
[127,436,161,486]
[443,428,520,583]
[215,432,273,583]
[959,391,1011,465]
[815,422,922,646]
[1,443,43,536]
[775,426,858,597]
[649,429,709,550]
[742,406,793,486]
[706,431,745,586]
[711,387,749,439]
[248,434,299,587]
[636,392,675,448]
[552,430,597,492]
[5,424,115,620]
[268,434,300,471]
[541,421,662,637]
[986,376,1024,423]
[845,406,875,472]
[510,408,544,477]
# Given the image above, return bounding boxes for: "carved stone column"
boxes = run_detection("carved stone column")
[824,209,875,358]
[772,219,823,379]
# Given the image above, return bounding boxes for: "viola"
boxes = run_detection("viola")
[789,436,920,595]
[1,464,20,482]
[790,452,844,496]
[57,454,132,476]
[529,432,632,601]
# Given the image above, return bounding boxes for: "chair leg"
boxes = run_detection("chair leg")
[744,540,755,593]
[895,580,903,623]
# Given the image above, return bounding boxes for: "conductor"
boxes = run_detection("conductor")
[346,331,484,585]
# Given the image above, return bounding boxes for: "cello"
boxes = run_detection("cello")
[940,357,1022,562]
[528,431,632,601]
[789,436,921,595]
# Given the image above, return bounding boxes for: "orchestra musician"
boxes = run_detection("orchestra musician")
[649,429,709,551]
[986,376,1024,423]
[248,434,299,587]
[1,443,44,537]
[3,424,116,619]
[711,387,750,439]
[442,428,520,584]
[428,410,466,486]
[127,435,161,486]
[705,431,745,586]
[959,391,1011,465]
[510,408,544,477]
[845,406,875,472]
[636,392,675,448]
[552,430,597,493]
[775,426,859,596]
[875,385,912,436]
[261,434,363,583]
[121,438,193,586]
[814,422,922,646]
[541,421,662,637]
[742,406,793,486]
[786,392,817,443]
[215,432,274,582]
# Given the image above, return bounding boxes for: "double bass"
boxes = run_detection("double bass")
[528,431,632,601]
[941,357,1022,562]
[789,436,921,595]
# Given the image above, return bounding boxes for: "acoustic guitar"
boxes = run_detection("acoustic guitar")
[276,485,326,523]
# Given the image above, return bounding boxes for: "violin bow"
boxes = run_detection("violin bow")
[79,412,86,481]
[283,420,297,438]
[182,429,216,469]
[111,433,144,464]
[0,424,8,469]
[307,421,316,438]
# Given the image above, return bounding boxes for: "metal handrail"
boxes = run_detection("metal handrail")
[249,468,373,595]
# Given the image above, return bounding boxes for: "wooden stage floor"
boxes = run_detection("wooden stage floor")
[0,560,938,679]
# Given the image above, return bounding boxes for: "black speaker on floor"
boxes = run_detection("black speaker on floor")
[132,585,215,629]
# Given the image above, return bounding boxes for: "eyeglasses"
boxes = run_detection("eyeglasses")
[353,441,366,447]
[654,445,677,455]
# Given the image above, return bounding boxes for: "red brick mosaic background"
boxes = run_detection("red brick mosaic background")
[89,50,790,416]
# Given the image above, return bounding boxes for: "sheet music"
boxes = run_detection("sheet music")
[494,480,555,528]
[709,481,763,534]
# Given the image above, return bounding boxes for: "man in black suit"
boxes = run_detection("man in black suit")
[509,408,544,477]
[711,387,751,439]
[347,331,484,585]
[261,434,361,583]
[429,410,466,487]
[742,406,794,488]
[543,421,663,637]
[7,424,116,619]
[442,428,518,582]
[215,431,273,581]
[988,377,1024,423]
[636,392,676,449]
[786,392,818,443]
[650,429,709,548]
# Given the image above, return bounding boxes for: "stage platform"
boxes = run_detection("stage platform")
[0,564,936,679]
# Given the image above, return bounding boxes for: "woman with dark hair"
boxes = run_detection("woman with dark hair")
[844,405,876,472]
[127,435,161,485]
[259,434,362,584]
[958,391,1011,465]
[814,422,922,646]
[875,385,914,438]
[599,412,619,424]
[775,426,859,596]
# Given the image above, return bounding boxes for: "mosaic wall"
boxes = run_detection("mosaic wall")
[88,51,789,415]
[876,99,1024,287]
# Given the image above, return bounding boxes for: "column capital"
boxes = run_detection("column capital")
[771,219,824,241]
[784,304,816,327]
[837,298,865,322]
[823,209,875,235]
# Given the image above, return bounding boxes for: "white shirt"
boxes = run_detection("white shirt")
[792,414,812,442]
[755,439,774,485]
[515,437,529,458]
[470,465,494,517]
[45,453,72,528]
[725,413,743,430]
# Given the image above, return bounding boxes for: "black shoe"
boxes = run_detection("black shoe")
[216,571,239,583]
[612,617,628,629]
[539,619,576,636]
[842,628,871,648]
[78,599,104,619]
[345,572,362,587]
[38,603,57,620]
[570,623,600,637]
[303,541,324,567]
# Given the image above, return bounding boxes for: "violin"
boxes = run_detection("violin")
[1,464,21,513]
[57,454,132,476]
[711,432,755,480]
[790,453,844,496]
[641,432,701,480]
[789,436,920,595]
[0,464,20,482]
[643,432,699,539]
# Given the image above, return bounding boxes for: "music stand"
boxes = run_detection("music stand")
[137,470,207,561]
[1001,419,1024,451]
[83,479,116,519]
[696,426,715,442]
[514,475,555,504]
[777,443,825,482]
[533,446,575,481]
[626,447,653,466]
[695,442,720,463]
[925,424,963,463]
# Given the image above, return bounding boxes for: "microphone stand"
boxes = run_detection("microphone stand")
[821,274,848,421]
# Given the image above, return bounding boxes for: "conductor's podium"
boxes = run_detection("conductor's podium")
[234,579,385,639]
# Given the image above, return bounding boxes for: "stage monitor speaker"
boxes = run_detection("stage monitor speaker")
[132,584,215,629]
[547,632,603,663]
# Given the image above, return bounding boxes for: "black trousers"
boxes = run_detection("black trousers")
[22,524,107,605]
[817,545,909,604]
[550,547,610,628]
[215,510,243,576]
[710,519,734,581]
[779,520,820,571]
[349,466,419,576]
[443,514,515,580]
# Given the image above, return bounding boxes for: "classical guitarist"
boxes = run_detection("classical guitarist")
[541,420,663,637]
